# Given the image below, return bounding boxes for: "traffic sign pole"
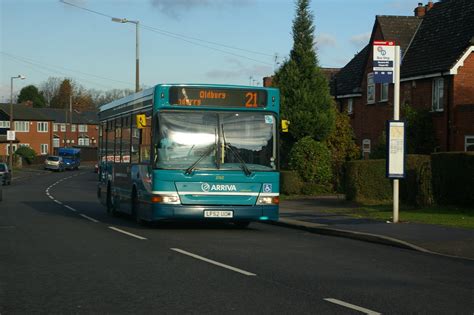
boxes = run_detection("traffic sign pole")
[393,45,401,223]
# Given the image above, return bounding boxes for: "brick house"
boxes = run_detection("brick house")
[334,0,474,154]
[0,104,98,159]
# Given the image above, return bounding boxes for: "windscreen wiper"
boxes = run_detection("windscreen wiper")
[184,143,216,175]
[221,124,252,176]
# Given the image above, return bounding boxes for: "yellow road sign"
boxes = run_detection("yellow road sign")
[136,114,146,129]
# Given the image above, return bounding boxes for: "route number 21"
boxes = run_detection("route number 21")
[245,92,258,108]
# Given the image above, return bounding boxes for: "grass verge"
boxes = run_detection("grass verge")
[350,204,474,229]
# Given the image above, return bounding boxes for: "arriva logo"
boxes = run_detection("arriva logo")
[201,182,237,192]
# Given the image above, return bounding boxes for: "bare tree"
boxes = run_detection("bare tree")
[39,77,62,107]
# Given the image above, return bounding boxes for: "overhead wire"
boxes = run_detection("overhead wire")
[60,0,274,66]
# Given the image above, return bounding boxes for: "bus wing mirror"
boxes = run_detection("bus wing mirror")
[281,120,290,133]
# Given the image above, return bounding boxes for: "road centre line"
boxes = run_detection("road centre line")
[108,226,147,240]
[79,214,100,223]
[54,200,63,205]
[170,248,257,277]
[324,298,381,315]
[64,205,77,212]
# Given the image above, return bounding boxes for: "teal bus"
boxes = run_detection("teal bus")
[97,84,280,227]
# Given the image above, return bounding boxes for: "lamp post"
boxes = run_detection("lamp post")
[9,75,26,172]
[112,17,140,92]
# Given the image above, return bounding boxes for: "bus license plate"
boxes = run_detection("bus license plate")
[204,210,233,218]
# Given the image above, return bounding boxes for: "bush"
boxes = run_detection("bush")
[280,170,303,195]
[14,146,37,164]
[400,155,433,207]
[344,159,392,203]
[344,155,433,205]
[431,152,474,206]
[289,137,333,186]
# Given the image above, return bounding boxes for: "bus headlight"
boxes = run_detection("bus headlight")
[256,195,279,205]
[151,194,181,204]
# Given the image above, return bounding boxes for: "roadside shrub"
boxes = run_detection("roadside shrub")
[401,155,433,207]
[289,137,332,186]
[344,159,391,203]
[280,170,303,195]
[14,146,37,165]
[344,156,434,206]
[431,152,474,206]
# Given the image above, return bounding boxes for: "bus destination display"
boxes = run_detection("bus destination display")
[169,87,267,108]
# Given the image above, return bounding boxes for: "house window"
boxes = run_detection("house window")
[71,124,77,132]
[78,136,90,146]
[53,137,60,148]
[347,98,353,114]
[40,144,48,155]
[78,124,88,132]
[19,143,30,148]
[53,123,59,132]
[367,73,375,104]
[465,136,474,152]
[60,124,66,132]
[37,122,48,132]
[432,78,444,111]
[6,144,17,155]
[380,83,389,102]
[14,121,30,132]
[0,121,10,128]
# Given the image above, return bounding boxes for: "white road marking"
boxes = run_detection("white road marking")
[170,248,257,276]
[79,214,99,223]
[324,298,381,315]
[54,200,63,205]
[48,195,54,200]
[65,205,77,212]
[108,226,147,240]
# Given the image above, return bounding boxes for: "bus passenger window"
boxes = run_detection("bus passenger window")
[139,113,152,163]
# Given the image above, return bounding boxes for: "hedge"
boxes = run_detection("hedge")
[280,170,303,195]
[280,170,332,195]
[344,159,392,203]
[344,155,433,205]
[431,152,474,206]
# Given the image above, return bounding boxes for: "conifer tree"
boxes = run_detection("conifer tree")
[50,79,73,109]
[273,0,335,141]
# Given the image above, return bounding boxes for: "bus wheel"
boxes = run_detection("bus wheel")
[131,189,145,225]
[233,221,251,229]
[106,184,116,216]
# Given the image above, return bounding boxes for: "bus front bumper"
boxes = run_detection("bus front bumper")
[144,204,279,222]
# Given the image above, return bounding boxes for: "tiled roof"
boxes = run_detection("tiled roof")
[334,44,370,96]
[0,104,52,121]
[0,104,98,124]
[376,15,422,52]
[401,0,474,78]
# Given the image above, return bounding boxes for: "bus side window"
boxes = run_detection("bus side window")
[121,116,131,163]
[139,112,152,163]
[131,114,140,164]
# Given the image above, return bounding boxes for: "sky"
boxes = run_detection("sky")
[0,0,420,102]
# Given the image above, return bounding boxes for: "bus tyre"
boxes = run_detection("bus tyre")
[106,184,116,216]
[131,189,145,225]
[233,221,251,228]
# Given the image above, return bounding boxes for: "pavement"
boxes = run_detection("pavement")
[3,166,473,260]
[276,196,474,260]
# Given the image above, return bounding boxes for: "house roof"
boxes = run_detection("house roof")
[0,104,53,121]
[401,0,474,78]
[376,15,422,52]
[0,104,98,124]
[40,108,98,124]
[334,44,370,96]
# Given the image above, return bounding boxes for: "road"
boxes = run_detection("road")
[1,168,473,314]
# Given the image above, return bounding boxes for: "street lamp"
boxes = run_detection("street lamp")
[112,17,140,92]
[9,75,26,172]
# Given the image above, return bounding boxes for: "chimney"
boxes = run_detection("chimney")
[426,1,434,11]
[414,2,426,17]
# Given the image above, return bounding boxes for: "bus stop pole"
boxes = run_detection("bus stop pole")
[393,46,401,223]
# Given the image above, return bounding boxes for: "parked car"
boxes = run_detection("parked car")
[0,163,12,185]
[58,147,81,170]
[44,156,65,172]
